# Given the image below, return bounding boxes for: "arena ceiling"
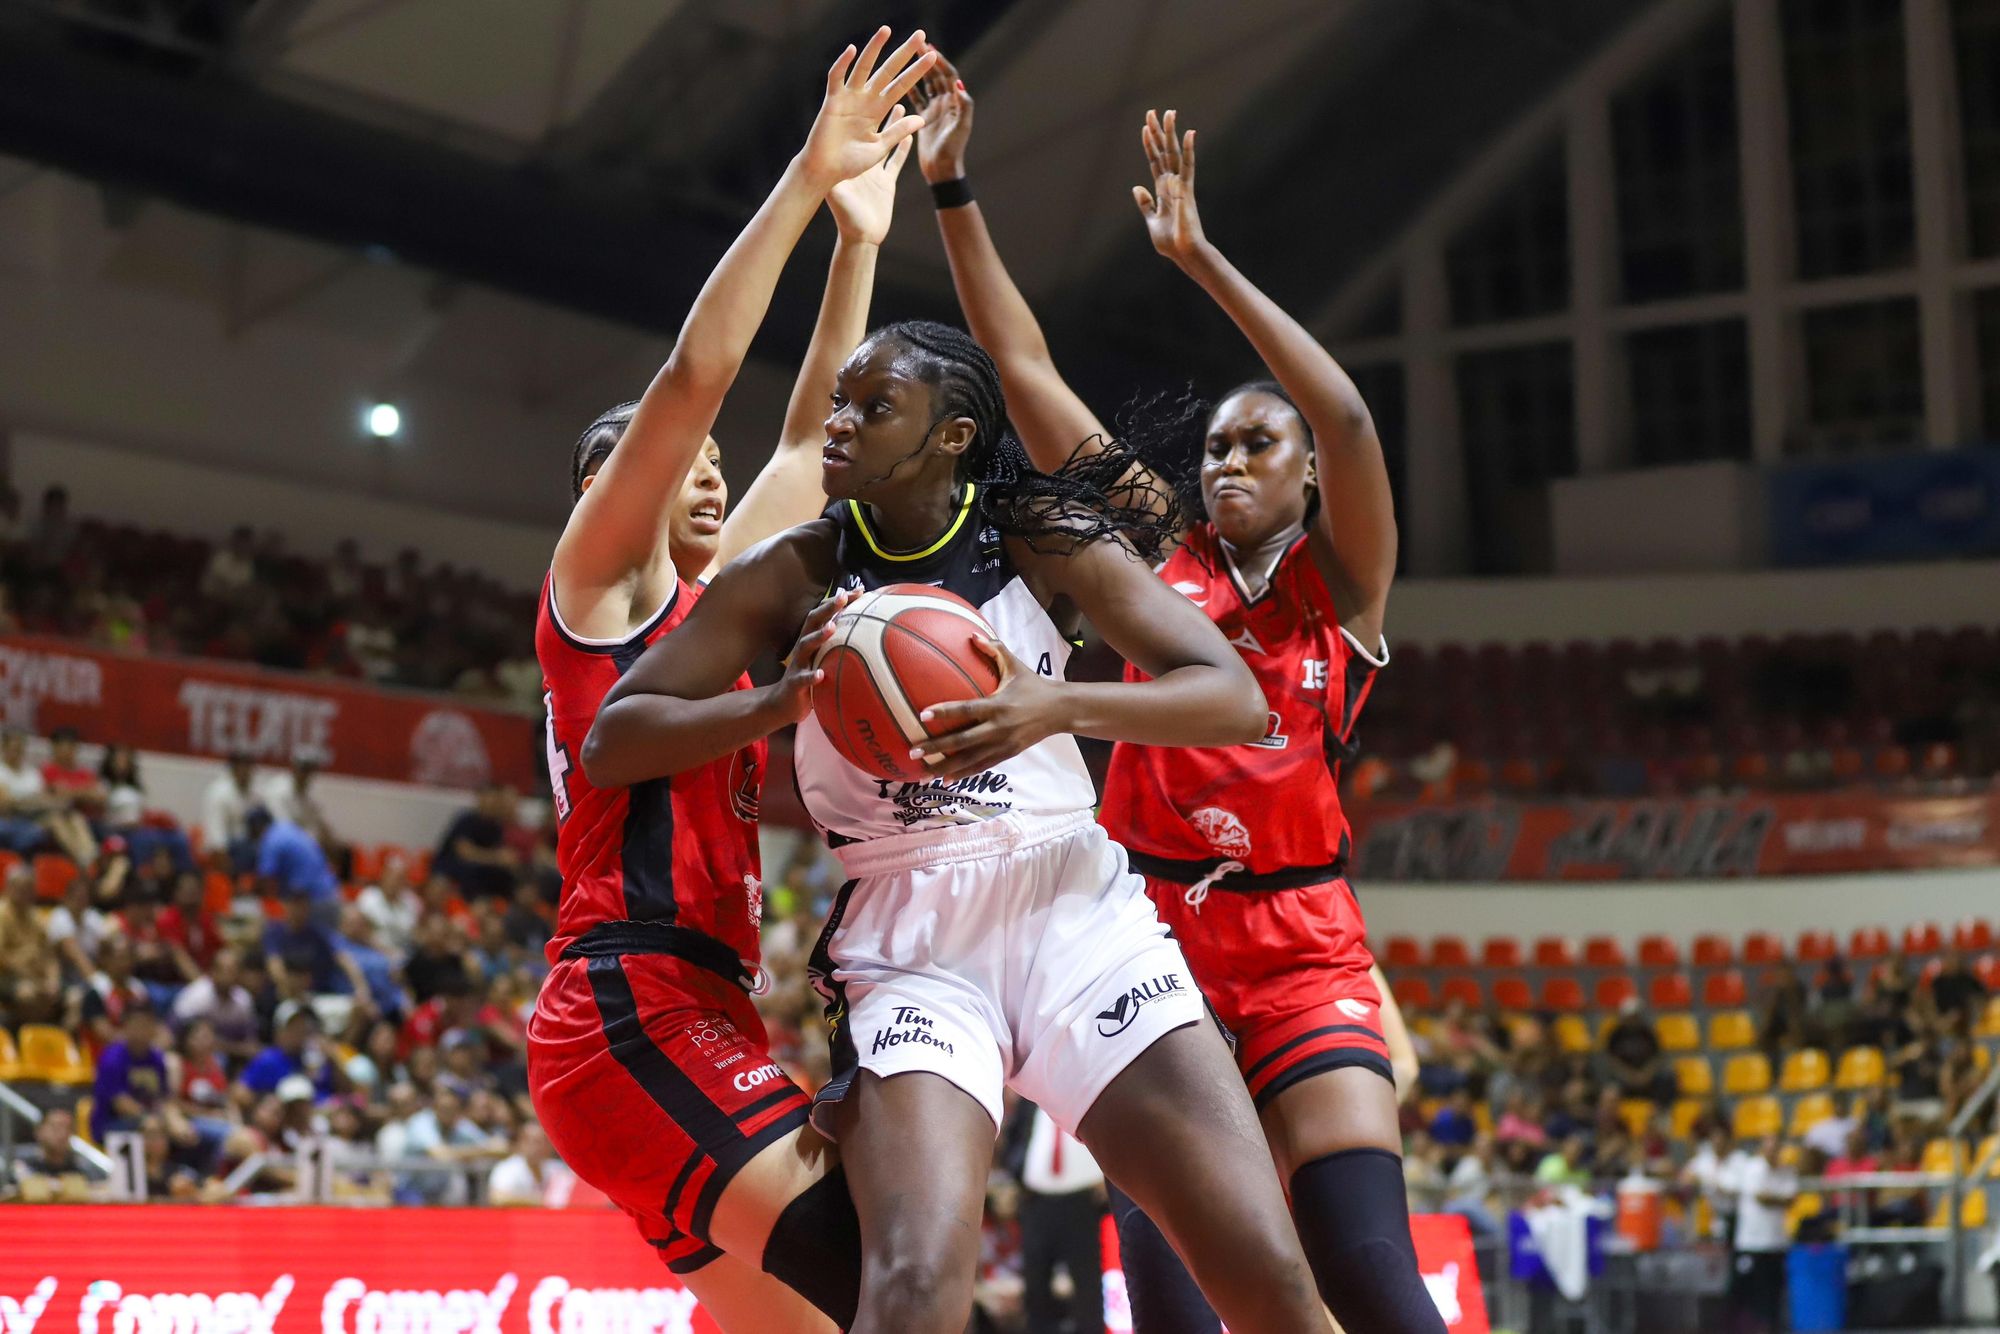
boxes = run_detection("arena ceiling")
[0,0,1648,526]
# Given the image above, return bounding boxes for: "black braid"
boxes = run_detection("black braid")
[569,400,640,501]
[871,320,1191,561]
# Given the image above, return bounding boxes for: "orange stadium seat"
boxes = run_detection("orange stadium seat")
[1651,972,1694,1008]
[1975,957,2000,993]
[1742,932,1785,965]
[1723,1053,1773,1095]
[32,854,78,903]
[348,844,384,885]
[1790,1094,1836,1137]
[1534,937,1577,969]
[1849,926,1891,960]
[1483,938,1523,969]
[1677,1056,1714,1096]
[1708,1011,1756,1050]
[1733,1096,1782,1139]
[1541,977,1585,1012]
[0,850,21,885]
[1954,920,1994,953]
[1383,937,1423,969]
[1494,977,1534,1011]
[1779,1049,1830,1092]
[1441,976,1483,1009]
[1658,1013,1702,1052]
[1394,977,1436,1010]
[1796,930,1837,963]
[1692,934,1733,968]
[1903,922,1943,955]
[1704,970,1748,1007]
[1584,937,1627,968]
[1596,975,1637,1011]
[1638,936,1681,968]
[1835,1047,1887,1090]
[17,1025,91,1085]
[1431,937,1472,969]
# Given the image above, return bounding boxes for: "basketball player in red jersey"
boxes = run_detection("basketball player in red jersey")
[527,29,935,1332]
[913,55,1444,1334]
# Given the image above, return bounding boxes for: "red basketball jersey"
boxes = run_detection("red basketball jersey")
[1099,526,1385,876]
[536,573,766,967]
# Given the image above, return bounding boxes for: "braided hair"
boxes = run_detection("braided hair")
[569,400,640,501]
[871,320,1190,561]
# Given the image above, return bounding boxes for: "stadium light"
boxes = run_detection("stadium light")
[365,402,402,439]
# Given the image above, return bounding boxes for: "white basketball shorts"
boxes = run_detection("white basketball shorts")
[806,809,1205,1136]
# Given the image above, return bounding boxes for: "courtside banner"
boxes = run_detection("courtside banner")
[1349,789,2000,881]
[0,635,537,790]
[0,1205,722,1334]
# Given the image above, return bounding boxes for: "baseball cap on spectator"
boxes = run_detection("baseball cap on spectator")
[274,999,320,1031]
[276,1074,316,1103]
[442,1028,481,1053]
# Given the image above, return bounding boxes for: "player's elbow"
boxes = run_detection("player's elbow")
[1212,658,1269,744]
[578,718,633,790]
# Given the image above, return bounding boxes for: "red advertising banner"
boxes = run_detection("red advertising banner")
[0,635,538,791]
[1348,788,2000,881]
[0,1205,721,1334]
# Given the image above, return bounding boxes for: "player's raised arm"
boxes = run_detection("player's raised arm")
[913,50,1112,472]
[703,131,916,580]
[1137,109,1397,642]
[553,28,935,618]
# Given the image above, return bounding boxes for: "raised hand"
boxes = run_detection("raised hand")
[828,116,914,245]
[771,588,860,725]
[1133,108,1207,265]
[800,28,936,192]
[911,47,975,183]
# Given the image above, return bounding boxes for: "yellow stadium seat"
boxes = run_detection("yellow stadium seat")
[1980,998,2000,1038]
[1708,1011,1756,1050]
[1921,1139,1965,1175]
[71,1096,94,1147]
[1977,1136,2000,1178]
[1928,1192,1990,1228]
[0,1028,19,1081]
[1789,1093,1835,1137]
[1723,1053,1773,1095]
[1733,1095,1782,1139]
[1657,1013,1701,1052]
[16,1025,90,1085]
[1787,1192,1825,1237]
[1835,1047,1887,1091]
[1554,1015,1593,1054]
[1779,1142,1803,1169]
[1620,1099,1654,1138]
[1672,1099,1709,1140]
[1474,1103,1494,1136]
[1779,1049,1830,1092]
[1677,1056,1715,1097]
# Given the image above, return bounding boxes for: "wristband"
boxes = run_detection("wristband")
[930,177,974,209]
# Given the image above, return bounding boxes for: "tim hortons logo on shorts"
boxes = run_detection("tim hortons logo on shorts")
[1095,975,1187,1038]
[871,1005,955,1057]
[1189,806,1252,859]
[732,1062,787,1093]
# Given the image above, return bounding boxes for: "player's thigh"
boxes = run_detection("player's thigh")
[828,1070,992,1271]
[683,1248,838,1334]
[1259,1064,1403,1178]
[705,1121,838,1259]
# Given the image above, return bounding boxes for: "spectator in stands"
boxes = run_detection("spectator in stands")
[199,526,258,606]
[390,1085,490,1206]
[262,890,353,995]
[1824,1124,1880,1218]
[136,1114,201,1201]
[402,915,473,1006]
[158,870,220,971]
[1726,1136,1797,1334]
[74,935,150,1050]
[341,1017,402,1105]
[1429,1087,1477,1149]
[336,906,407,1016]
[437,1029,496,1100]
[1679,1121,1742,1241]
[501,879,551,969]
[0,728,96,865]
[174,1016,230,1113]
[29,486,74,573]
[42,725,106,820]
[98,746,194,872]
[1758,964,1813,1055]
[259,754,336,850]
[238,1000,333,1102]
[90,1000,170,1143]
[120,889,198,986]
[45,872,110,982]
[1930,948,1987,1027]
[0,864,57,1024]
[171,947,259,1058]
[1533,1133,1591,1187]
[1892,1011,1947,1120]
[433,785,521,903]
[355,853,422,956]
[487,1120,574,1207]
[201,753,261,870]
[1601,999,1676,1105]
[248,808,340,926]
[10,1107,105,1202]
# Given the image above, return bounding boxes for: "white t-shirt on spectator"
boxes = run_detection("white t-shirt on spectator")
[46,904,111,956]
[200,548,255,600]
[0,760,45,806]
[354,884,421,956]
[487,1155,575,1207]
[172,977,257,1034]
[1732,1155,1798,1252]
[104,782,145,827]
[258,772,326,833]
[202,774,257,850]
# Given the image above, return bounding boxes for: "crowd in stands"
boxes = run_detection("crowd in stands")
[0,485,540,708]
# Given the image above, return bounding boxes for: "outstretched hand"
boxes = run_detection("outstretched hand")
[770,588,860,725]
[828,118,914,245]
[800,28,936,192]
[911,47,975,184]
[1133,108,1207,265]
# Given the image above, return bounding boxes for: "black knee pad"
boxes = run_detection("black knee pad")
[761,1166,862,1327]
[1107,1184,1223,1334]
[1290,1148,1449,1334]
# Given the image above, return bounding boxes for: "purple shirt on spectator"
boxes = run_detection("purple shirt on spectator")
[90,1040,168,1142]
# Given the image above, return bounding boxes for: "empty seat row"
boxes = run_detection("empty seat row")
[1381,921,1999,972]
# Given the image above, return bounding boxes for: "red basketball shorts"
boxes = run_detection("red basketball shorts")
[1142,874,1391,1108]
[528,953,810,1272]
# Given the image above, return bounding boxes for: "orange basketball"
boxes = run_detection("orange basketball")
[811,583,1003,781]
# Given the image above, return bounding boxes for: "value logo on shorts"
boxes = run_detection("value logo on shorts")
[871,1005,955,1057]
[1095,974,1188,1037]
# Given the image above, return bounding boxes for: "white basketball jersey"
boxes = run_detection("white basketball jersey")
[793,486,1097,843]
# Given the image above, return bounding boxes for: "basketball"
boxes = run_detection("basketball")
[811,583,1004,781]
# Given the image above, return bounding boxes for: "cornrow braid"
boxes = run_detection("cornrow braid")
[872,320,1191,562]
[569,400,640,501]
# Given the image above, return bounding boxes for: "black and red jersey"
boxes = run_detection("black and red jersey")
[535,573,766,967]
[1099,525,1385,876]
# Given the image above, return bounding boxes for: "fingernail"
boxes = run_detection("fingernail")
[908,748,923,759]
[955,80,965,92]
[919,709,935,721]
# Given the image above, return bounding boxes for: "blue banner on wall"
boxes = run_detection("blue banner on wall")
[1768,447,2000,565]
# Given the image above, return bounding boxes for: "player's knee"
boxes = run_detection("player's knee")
[1290,1148,1448,1334]
[858,1247,974,1333]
